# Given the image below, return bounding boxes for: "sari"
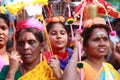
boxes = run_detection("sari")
[82,61,120,80]
[18,56,57,80]
[0,65,22,80]
[0,56,57,80]
[0,55,7,71]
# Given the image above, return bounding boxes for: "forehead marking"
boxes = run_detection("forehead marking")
[96,32,106,35]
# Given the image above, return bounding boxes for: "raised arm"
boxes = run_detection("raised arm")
[49,55,62,80]
[112,42,120,63]
[5,51,21,80]
[61,33,82,80]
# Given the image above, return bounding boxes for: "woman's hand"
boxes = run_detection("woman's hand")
[8,51,21,71]
[112,43,120,63]
[49,55,60,68]
[6,51,21,80]
[49,55,62,80]
[74,32,83,49]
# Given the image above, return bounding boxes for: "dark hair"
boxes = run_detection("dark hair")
[81,24,110,47]
[112,18,120,27]
[46,22,69,33]
[15,28,44,43]
[0,14,10,27]
[6,40,13,49]
[66,25,79,33]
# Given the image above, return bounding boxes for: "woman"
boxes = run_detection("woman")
[61,24,120,80]
[45,22,73,70]
[0,19,58,80]
[0,13,10,71]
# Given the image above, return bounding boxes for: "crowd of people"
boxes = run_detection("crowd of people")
[0,12,120,80]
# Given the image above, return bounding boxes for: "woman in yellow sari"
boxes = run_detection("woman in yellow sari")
[0,19,60,80]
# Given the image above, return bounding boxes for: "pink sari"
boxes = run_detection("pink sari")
[0,55,7,71]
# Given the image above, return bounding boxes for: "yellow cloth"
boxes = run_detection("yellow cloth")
[81,61,120,80]
[18,56,57,80]
[5,0,48,15]
[0,6,6,14]
[32,0,48,6]
[81,61,103,80]
[102,62,120,80]
[6,2,24,15]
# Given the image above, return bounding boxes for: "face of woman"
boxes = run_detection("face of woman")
[0,18,9,48]
[48,23,68,50]
[17,31,41,64]
[85,28,110,58]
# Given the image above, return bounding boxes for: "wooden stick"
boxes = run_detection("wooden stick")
[41,14,53,56]
[10,16,16,51]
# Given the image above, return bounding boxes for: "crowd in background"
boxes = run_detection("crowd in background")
[0,0,120,80]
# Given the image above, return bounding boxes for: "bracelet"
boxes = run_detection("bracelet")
[77,63,83,68]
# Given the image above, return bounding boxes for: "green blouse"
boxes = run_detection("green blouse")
[0,65,22,80]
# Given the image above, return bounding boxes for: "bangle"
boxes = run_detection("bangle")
[77,63,83,68]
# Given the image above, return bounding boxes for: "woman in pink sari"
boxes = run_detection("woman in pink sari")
[0,14,10,71]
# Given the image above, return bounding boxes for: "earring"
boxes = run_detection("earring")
[40,49,44,54]
[40,52,43,62]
